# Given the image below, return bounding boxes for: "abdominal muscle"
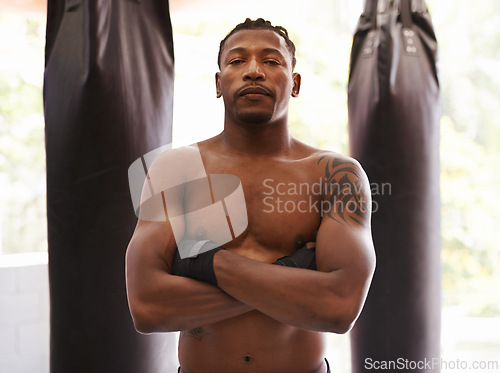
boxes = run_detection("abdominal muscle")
[179,203,325,373]
[178,308,326,373]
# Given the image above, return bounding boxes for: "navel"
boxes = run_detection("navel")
[240,355,254,364]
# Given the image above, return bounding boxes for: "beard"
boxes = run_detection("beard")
[233,96,275,124]
[224,89,276,124]
[234,108,273,124]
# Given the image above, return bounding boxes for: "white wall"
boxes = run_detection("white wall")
[0,254,181,373]
[0,254,49,373]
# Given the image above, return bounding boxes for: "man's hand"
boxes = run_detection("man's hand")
[171,240,225,286]
[172,240,316,286]
[272,242,316,270]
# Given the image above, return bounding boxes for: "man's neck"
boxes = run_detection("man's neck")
[221,119,292,157]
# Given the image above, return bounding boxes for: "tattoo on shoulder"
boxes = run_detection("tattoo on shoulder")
[318,156,370,227]
[181,327,210,342]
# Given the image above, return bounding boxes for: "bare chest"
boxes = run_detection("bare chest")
[187,156,324,260]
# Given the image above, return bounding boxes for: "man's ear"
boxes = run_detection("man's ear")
[291,72,301,97]
[215,72,222,98]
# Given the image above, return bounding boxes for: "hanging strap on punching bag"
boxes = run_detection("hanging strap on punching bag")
[400,0,419,55]
[365,0,378,27]
[400,0,413,28]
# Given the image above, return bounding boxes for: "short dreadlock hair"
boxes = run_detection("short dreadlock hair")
[217,18,297,70]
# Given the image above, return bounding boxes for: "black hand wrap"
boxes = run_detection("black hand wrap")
[172,240,225,286]
[273,245,317,270]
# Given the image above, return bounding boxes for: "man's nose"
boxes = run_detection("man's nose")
[243,59,265,80]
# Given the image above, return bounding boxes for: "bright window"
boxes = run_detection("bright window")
[0,12,46,255]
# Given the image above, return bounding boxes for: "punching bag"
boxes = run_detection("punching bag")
[348,0,441,371]
[44,0,175,372]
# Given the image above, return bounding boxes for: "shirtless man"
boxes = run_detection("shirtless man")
[125,18,376,373]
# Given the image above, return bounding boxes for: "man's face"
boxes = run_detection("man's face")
[216,29,300,125]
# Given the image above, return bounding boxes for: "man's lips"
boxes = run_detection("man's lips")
[236,85,272,97]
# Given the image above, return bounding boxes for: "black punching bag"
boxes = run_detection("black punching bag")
[44,0,175,371]
[348,0,441,371]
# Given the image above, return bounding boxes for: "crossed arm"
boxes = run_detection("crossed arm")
[125,157,376,334]
[125,219,252,333]
[213,220,374,332]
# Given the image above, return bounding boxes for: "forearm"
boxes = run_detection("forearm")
[128,272,252,333]
[213,250,359,333]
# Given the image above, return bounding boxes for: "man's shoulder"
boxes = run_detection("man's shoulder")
[147,143,207,184]
[150,143,205,166]
[316,151,363,170]
[291,139,362,169]
[296,147,369,193]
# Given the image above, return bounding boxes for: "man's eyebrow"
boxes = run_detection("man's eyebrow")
[226,47,285,58]
[261,48,285,57]
[226,47,247,55]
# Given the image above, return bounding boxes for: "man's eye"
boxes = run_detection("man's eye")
[229,59,244,65]
[264,60,280,65]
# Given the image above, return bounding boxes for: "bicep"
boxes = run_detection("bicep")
[314,156,375,293]
[125,220,178,308]
[127,145,193,288]
[128,175,185,271]
[126,180,185,303]
[127,220,176,272]
[316,218,375,279]
[314,219,375,312]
